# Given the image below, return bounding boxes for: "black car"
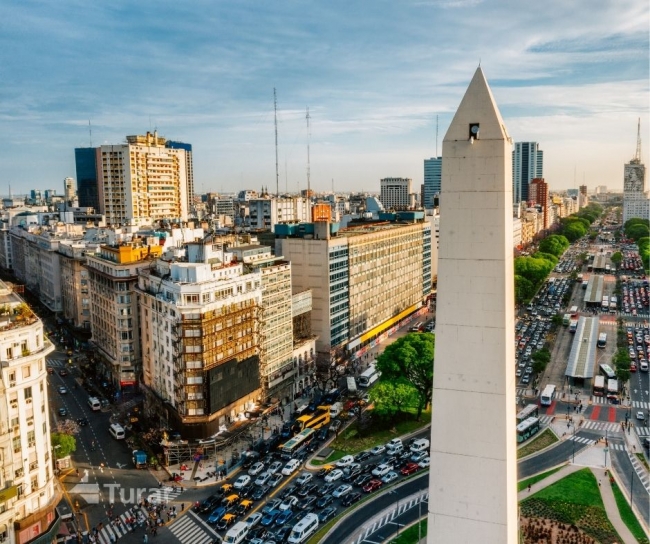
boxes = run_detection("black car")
[294,507,315,523]
[316,427,329,442]
[297,483,317,498]
[58,407,68,417]
[238,483,254,498]
[76,418,88,426]
[343,469,362,483]
[353,473,373,488]
[200,495,221,513]
[302,495,318,509]
[274,524,293,542]
[316,494,334,508]
[317,483,335,497]
[249,527,271,541]
[318,507,337,523]
[341,492,362,507]
[280,485,298,500]
[241,452,260,469]
[363,463,378,474]
[251,485,269,501]
[355,451,371,462]
[195,494,217,512]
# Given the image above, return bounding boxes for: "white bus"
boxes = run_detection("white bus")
[601,296,609,310]
[288,513,319,543]
[357,365,380,388]
[597,333,607,348]
[540,384,556,406]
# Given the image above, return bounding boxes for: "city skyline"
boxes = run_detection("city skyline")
[1,1,648,196]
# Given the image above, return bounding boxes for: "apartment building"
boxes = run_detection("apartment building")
[58,241,98,330]
[379,178,412,209]
[276,214,431,359]
[86,239,163,391]
[248,197,311,230]
[137,237,263,439]
[0,281,58,544]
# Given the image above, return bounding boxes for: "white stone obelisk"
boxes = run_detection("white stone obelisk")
[427,67,517,543]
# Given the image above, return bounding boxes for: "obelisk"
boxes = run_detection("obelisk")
[428,67,517,543]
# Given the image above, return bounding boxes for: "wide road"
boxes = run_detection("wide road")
[609,436,650,527]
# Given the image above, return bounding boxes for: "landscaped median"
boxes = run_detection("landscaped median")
[517,427,559,458]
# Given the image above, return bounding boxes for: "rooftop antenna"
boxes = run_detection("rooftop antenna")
[634,117,642,163]
[274,88,279,197]
[435,114,439,158]
[306,107,311,197]
[88,120,92,147]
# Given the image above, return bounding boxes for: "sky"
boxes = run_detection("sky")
[1,0,648,196]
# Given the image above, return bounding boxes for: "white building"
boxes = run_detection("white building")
[248,197,311,230]
[379,178,412,209]
[623,150,649,223]
[0,281,58,544]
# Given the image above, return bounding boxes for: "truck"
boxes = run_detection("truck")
[132,450,148,469]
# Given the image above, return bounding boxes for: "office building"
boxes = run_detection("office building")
[379,178,412,209]
[429,68,517,542]
[528,178,549,230]
[0,281,59,544]
[276,215,431,358]
[623,122,649,223]
[74,148,99,210]
[423,157,442,208]
[63,177,76,205]
[248,197,310,230]
[512,142,543,203]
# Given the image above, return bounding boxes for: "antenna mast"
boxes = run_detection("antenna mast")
[274,88,279,197]
[435,114,439,157]
[634,117,641,163]
[306,107,311,197]
[89,120,92,147]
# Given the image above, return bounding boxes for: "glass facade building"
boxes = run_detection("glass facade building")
[424,157,442,208]
[75,147,99,210]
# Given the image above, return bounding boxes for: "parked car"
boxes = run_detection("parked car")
[279,496,299,511]
[332,484,352,498]
[318,506,337,523]
[295,472,313,486]
[248,462,265,476]
[363,479,383,493]
[324,469,344,483]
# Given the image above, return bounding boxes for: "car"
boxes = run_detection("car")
[630,363,637,372]
[58,407,68,417]
[355,451,372,462]
[250,485,269,501]
[247,511,263,528]
[317,465,335,478]
[295,472,313,486]
[316,494,334,508]
[267,461,283,474]
[369,445,386,456]
[418,457,430,468]
[515,369,522,377]
[401,463,420,476]
[318,483,335,497]
[324,469,344,483]
[637,411,645,420]
[47,367,54,374]
[332,484,352,498]
[255,472,272,486]
[297,483,318,497]
[281,459,300,476]
[216,513,237,531]
[363,463,379,474]
[234,474,251,489]
[207,505,228,525]
[274,524,293,542]
[354,473,373,488]
[410,451,428,463]
[59,369,69,376]
[302,495,318,509]
[371,464,393,477]
[329,420,342,434]
[260,509,281,527]
[76,417,88,426]
[363,479,383,493]
[58,386,67,394]
[335,455,355,468]
[248,462,265,476]
[318,506,337,523]
[341,492,362,507]
[275,508,295,526]
[381,471,399,484]
[343,469,362,483]
[235,499,253,517]
[262,499,282,515]
[280,485,298,500]
[279,496,299,511]
[316,427,329,442]
[268,473,283,488]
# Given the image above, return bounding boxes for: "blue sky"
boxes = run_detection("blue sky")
[1,0,648,196]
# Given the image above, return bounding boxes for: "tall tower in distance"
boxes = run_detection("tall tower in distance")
[424,157,442,209]
[512,141,543,204]
[428,68,517,543]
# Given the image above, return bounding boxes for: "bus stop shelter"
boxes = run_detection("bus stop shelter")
[565,316,599,388]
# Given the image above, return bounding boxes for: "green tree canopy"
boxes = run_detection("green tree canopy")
[531,252,559,265]
[514,275,535,305]
[514,256,555,286]
[51,432,76,459]
[562,222,587,242]
[626,224,650,241]
[368,380,419,419]
[538,235,570,257]
[610,252,622,268]
[623,218,650,234]
[375,332,434,419]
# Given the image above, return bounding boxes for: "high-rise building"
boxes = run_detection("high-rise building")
[248,197,311,230]
[165,141,194,202]
[75,147,100,210]
[429,68,517,542]
[0,281,58,544]
[423,157,442,208]
[379,178,412,209]
[579,184,587,196]
[512,142,543,203]
[529,178,549,230]
[623,121,649,223]
[64,177,76,204]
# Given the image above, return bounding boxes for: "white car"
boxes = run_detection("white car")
[637,411,645,421]
[332,484,352,498]
[255,471,272,486]
[381,471,399,484]
[234,474,251,489]
[279,495,299,511]
[246,512,263,528]
[281,459,300,476]
[268,461,283,474]
[418,457,430,468]
[248,462,265,476]
[268,473,283,488]
[324,469,344,483]
[296,472,313,486]
[369,445,386,456]
[335,455,355,468]
[372,464,393,477]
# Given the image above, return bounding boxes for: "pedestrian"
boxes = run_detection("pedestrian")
[527,484,531,493]
[181,503,185,511]
[76,469,80,477]
[143,535,148,544]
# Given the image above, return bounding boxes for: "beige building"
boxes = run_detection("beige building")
[97,132,189,225]
[86,239,163,390]
[0,281,58,544]
[58,241,98,330]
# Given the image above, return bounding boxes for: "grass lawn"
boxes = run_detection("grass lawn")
[389,519,427,543]
[517,428,558,458]
[521,468,622,543]
[609,479,650,544]
[517,466,563,492]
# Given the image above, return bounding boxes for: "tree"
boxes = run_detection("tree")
[531,252,559,265]
[368,380,419,419]
[375,333,434,419]
[514,275,535,305]
[538,235,570,258]
[51,432,77,459]
[610,251,622,270]
[531,348,551,374]
[626,224,650,241]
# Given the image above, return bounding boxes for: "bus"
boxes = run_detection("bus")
[601,296,609,310]
[357,365,380,388]
[516,417,541,443]
[294,406,330,431]
[288,513,319,543]
[569,319,578,333]
[597,333,607,348]
[540,384,556,406]
[607,379,619,400]
[516,404,539,423]
[569,306,578,315]
[609,296,617,312]
[593,375,605,397]
[562,313,571,326]
[280,428,316,459]
[599,363,616,379]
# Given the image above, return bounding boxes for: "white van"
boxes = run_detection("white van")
[109,423,125,440]
[87,397,101,411]
[386,438,403,454]
[410,438,430,453]
[288,513,319,543]
[224,521,249,544]
[329,402,343,418]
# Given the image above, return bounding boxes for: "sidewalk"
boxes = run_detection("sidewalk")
[518,463,638,544]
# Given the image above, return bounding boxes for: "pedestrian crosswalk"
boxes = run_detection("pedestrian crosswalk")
[95,506,143,544]
[168,510,220,544]
[628,450,650,494]
[146,486,184,503]
[591,397,649,410]
[46,358,66,368]
[567,435,598,446]
[581,420,623,433]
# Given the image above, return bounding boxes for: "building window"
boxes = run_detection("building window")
[15,467,24,478]
[27,431,35,447]
[12,437,21,453]
[24,387,32,401]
